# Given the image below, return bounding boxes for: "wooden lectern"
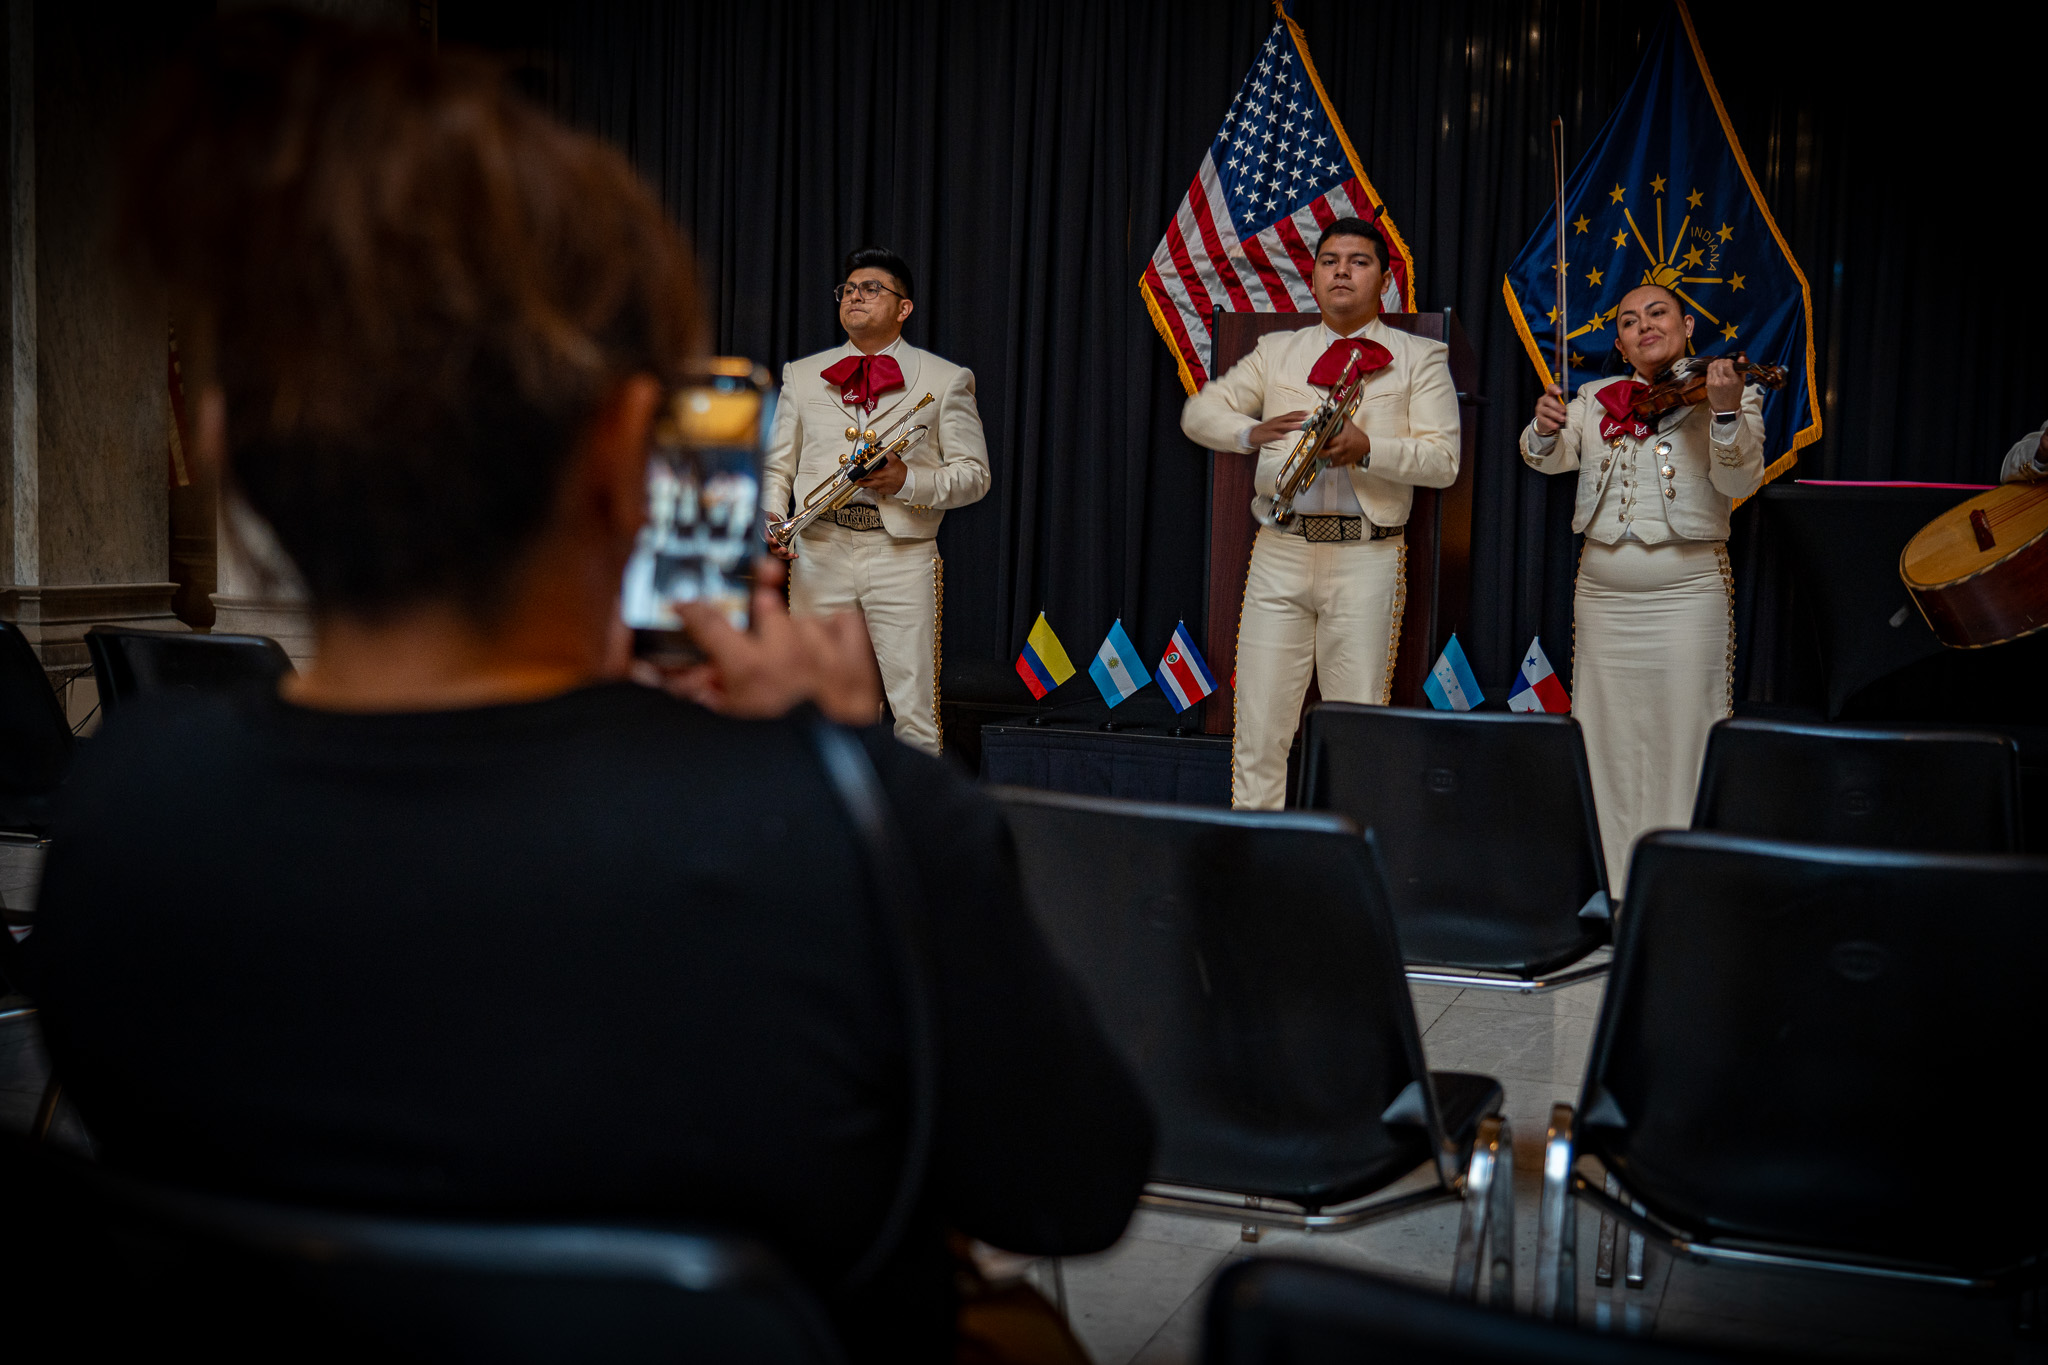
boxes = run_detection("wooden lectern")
[1199,310,1480,735]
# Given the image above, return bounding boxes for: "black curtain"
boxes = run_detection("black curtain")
[445,0,2043,700]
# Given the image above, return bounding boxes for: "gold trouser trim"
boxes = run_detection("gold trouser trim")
[932,554,945,748]
[1715,541,1735,717]
[1380,542,1408,706]
[1230,546,1256,808]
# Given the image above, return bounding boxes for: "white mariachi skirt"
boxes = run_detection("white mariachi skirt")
[1571,538,1733,898]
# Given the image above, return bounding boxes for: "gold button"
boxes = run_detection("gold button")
[1664,487,1676,500]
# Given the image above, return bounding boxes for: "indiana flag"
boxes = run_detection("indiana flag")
[1423,634,1483,712]
[1015,612,1076,700]
[1501,0,1817,490]
[1507,637,1571,714]
[1154,622,1218,713]
[1140,1,1414,394]
[1089,620,1148,708]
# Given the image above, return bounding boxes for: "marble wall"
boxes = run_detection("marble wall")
[0,0,181,671]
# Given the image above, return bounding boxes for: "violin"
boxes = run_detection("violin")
[1629,352,1787,423]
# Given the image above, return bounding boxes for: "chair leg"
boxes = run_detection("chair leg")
[1450,1114,1504,1301]
[1625,1200,1647,1289]
[32,1076,61,1143]
[1533,1103,1577,1323]
[1486,1116,1515,1309]
[1596,1172,1620,1286]
[1047,1257,1069,1322]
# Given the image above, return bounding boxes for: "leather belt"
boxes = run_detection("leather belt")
[823,505,884,531]
[1284,515,1401,543]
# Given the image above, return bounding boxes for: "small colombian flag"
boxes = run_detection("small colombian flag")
[1015,612,1077,700]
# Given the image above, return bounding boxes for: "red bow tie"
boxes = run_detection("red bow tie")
[1596,381,1656,441]
[821,353,905,412]
[1307,337,1393,388]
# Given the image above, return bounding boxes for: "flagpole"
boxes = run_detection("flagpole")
[1551,115,1567,398]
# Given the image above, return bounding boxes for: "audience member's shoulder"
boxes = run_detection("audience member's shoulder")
[855,725,1004,835]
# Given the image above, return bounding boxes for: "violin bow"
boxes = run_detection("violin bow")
[1550,115,1567,400]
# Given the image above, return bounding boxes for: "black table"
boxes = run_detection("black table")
[979,725,1231,807]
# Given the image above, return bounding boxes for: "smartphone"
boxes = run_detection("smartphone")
[620,358,774,664]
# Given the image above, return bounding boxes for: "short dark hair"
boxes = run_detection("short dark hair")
[121,12,700,620]
[843,247,915,301]
[1314,217,1388,271]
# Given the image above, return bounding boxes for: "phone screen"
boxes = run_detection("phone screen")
[620,361,773,661]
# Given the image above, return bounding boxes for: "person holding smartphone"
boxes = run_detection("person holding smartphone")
[30,16,1149,1362]
[761,248,991,755]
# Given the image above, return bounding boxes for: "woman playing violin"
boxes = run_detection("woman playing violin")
[1521,282,1766,899]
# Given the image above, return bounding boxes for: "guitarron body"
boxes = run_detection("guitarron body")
[1900,482,2048,647]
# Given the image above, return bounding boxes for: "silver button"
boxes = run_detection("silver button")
[1664,487,1676,500]
[1655,441,1673,456]
[1661,465,1675,479]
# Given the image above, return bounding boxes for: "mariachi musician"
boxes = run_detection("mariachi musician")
[1521,282,1765,897]
[1181,216,1460,810]
[762,247,990,755]
[2000,420,2048,483]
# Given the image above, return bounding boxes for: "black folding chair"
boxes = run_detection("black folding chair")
[993,788,1515,1306]
[1535,831,2048,1325]
[1201,1256,1790,1364]
[0,621,74,837]
[44,1150,846,1364]
[1692,717,2022,851]
[1298,705,1610,993]
[84,626,293,717]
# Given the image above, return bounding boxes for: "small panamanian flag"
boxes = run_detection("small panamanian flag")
[1089,620,1148,708]
[1507,637,1571,714]
[1154,622,1217,713]
[1015,612,1076,700]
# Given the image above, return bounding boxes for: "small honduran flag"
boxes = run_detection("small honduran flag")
[1154,622,1217,713]
[1423,634,1483,712]
[1507,636,1571,714]
[1089,620,1149,708]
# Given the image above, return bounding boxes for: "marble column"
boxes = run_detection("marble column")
[0,0,179,674]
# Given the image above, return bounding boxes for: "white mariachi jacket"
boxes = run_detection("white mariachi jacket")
[1520,373,1766,544]
[762,340,991,543]
[1179,318,1461,531]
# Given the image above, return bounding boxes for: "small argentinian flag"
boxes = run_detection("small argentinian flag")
[1088,620,1149,708]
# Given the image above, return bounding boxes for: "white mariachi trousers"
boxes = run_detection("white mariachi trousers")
[788,519,944,755]
[1231,527,1407,809]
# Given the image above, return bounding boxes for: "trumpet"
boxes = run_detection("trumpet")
[768,392,936,547]
[1249,351,1369,529]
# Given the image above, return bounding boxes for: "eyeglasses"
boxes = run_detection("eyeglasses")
[832,280,906,304]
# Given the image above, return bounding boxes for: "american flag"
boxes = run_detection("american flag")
[1141,6,1414,394]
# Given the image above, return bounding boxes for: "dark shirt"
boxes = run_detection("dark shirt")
[33,682,1152,1359]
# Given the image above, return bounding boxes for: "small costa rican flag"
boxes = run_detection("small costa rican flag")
[1154,622,1217,713]
[1089,620,1149,708]
[1423,634,1483,712]
[1507,637,1571,714]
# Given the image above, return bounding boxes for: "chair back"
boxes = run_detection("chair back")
[1201,1256,1768,1363]
[0,621,72,833]
[992,787,1445,1208]
[1691,717,2021,852]
[85,627,293,717]
[1582,831,2048,1277]
[86,1163,846,1364]
[1298,705,1607,974]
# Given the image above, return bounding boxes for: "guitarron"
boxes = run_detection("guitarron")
[1900,482,2048,647]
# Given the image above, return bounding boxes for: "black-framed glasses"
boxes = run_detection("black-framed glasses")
[832,280,906,303]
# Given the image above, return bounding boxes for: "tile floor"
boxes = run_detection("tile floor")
[1025,979,2024,1363]
[0,939,2028,1361]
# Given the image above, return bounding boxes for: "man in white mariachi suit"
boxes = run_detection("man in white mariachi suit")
[762,247,990,755]
[1181,217,1461,809]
